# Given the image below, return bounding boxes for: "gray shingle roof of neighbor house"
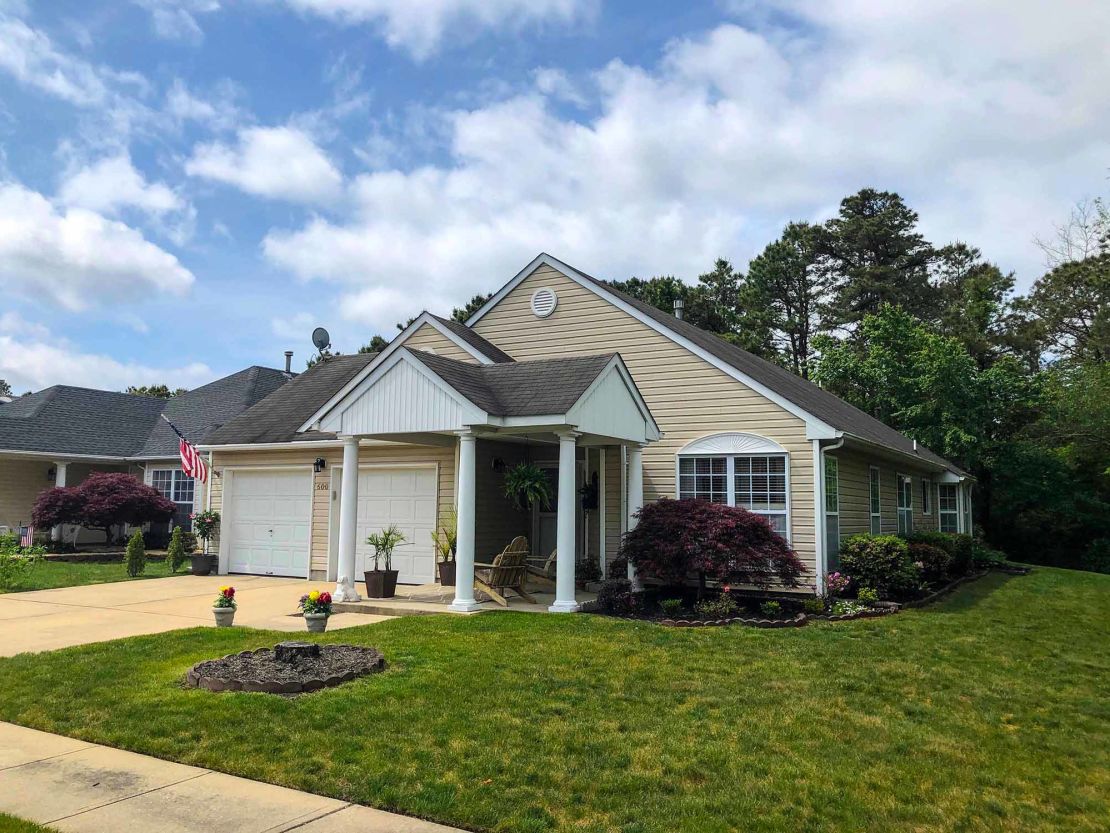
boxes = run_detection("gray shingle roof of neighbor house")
[428,314,515,363]
[408,350,618,416]
[204,353,378,445]
[536,255,967,476]
[0,366,292,459]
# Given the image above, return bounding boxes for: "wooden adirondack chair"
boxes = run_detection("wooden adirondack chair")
[525,549,557,589]
[474,536,536,607]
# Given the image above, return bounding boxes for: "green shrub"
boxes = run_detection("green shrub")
[597,579,640,615]
[908,542,952,585]
[906,531,974,577]
[694,593,739,619]
[181,531,198,554]
[802,597,826,615]
[759,600,782,618]
[167,526,187,573]
[856,586,879,604]
[831,599,867,616]
[972,541,1010,568]
[125,529,146,577]
[1079,539,1110,574]
[839,534,921,600]
[0,534,43,591]
[659,598,684,617]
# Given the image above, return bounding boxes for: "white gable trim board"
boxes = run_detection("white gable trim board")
[466,253,839,441]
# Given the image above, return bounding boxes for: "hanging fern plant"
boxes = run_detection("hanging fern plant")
[504,463,553,511]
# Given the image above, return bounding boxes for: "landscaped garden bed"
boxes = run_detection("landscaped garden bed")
[185,642,385,694]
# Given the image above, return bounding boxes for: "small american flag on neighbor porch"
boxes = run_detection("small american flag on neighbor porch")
[19,525,34,547]
[161,415,209,483]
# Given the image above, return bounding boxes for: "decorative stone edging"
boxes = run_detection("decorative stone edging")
[900,569,991,609]
[184,645,385,694]
[658,612,809,629]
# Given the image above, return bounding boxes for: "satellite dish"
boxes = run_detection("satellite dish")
[311,327,331,351]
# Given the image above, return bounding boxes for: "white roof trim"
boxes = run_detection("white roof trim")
[298,311,493,433]
[678,432,786,456]
[467,253,838,440]
[564,355,662,441]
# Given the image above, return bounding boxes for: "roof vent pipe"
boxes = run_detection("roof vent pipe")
[673,297,685,320]
[284,351,293,373]
[913,439,918,452]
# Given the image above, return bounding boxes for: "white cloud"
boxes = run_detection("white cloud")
[0,182,194,311]
[185,126,343,203]
[278,0,595,59]
[533,67,586,106]
[58,153,184,217]
[0,329,213,393]
[270,311,315,340]
[132,1,221,43]
[263,3,1110,310]
[164,78,241,130]
[0,15,111,104]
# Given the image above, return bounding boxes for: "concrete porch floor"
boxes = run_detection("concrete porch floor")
[332,582,596,617]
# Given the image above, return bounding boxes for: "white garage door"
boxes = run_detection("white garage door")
[338,466,438,585]
[227,470,311,577]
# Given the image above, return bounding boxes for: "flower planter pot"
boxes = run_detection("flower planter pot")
[304,613,328,633]
[190,554,217,576]
[438,560,456,587]
[212,606,236,627]
[364,569,398,599]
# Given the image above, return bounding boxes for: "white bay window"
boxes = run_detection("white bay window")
[676,433,790,540]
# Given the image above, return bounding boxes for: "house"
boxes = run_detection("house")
[200,253,974,609]
[0,365,293,543]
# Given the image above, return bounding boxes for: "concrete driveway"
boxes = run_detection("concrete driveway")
[0,575,390,657]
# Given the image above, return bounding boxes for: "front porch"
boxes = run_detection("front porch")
[302,348,661,613]
[332,581,599,616]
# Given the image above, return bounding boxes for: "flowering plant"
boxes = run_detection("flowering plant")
[299,589,333,616]
[824,571,850,598]
[213,585,236,609]
[190,510,220,548]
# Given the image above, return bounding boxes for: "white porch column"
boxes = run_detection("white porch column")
[626,444,644,590]
[450,431,481,612]
[334,435,362,602]
[51,462,68,542]
[550,431,580,613]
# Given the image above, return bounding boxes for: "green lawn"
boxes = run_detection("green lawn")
[0,815,56,833]
[0,568,1106,833]
[1,557,176,593]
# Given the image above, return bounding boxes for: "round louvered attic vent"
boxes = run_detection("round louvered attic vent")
[530,287,558,318]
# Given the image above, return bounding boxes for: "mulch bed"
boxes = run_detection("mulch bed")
[185,644,385,694]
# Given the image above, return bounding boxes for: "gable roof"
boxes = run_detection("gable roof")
[467,253,967,475]
[204,353,377,446]
[408,350,617,416]
[0,367,292,460]
[428,314,514,363]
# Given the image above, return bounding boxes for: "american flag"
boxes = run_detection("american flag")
[161,415,209,483]
[19,525,34,547]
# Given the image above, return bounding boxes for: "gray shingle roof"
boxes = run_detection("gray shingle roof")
[428,314,515,363]
[204,353,377,445]
[408,350,616,416]
[0,367,291,459]
[548,256,964,474]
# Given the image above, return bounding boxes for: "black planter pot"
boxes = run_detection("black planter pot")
[438,560,456,587]
[190,554,217,576]
[364,569,399,598]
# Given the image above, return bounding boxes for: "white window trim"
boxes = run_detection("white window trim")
[896,472,913,535]
[921,477,932,515]
[824,455,840,557]
[938,482,959,533]
[146,466,195,508]
[869,465,882,535]
[675,438,792,542]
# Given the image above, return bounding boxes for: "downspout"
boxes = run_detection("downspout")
[813,435,845,595]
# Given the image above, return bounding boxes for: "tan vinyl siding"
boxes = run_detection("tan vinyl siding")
[603,445,623,575]
[829,447,943,541]
[0,457,52,531]
[402,323,478,363]
[211,443,456,578]
[473,263,818,585]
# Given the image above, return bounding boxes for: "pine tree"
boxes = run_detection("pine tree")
[125,529,146,577]
[167,525,186,573]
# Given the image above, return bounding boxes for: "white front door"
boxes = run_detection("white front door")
[227,470,311,577]
[335,466,438,585]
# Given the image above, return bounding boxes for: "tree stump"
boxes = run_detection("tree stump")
[274,641,321,662]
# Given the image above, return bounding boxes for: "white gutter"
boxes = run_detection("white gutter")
[812,435,846,595]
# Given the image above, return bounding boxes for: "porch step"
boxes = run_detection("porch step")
[331,600,456,617]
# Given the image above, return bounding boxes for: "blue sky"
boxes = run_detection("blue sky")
[1,0,1107,393]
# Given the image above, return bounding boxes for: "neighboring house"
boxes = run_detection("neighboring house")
[0,365,293,543]
[201,254,974,609]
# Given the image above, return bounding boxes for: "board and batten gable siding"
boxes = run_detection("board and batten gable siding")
[402,323,479,363]
[471,263,818,583]
[210,444,456,579]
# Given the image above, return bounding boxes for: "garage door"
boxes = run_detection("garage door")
[227,470,311,577]
[339,466,438,585]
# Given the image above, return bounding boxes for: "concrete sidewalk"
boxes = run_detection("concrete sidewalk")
[0,575,392,657]
[0,722,462,832]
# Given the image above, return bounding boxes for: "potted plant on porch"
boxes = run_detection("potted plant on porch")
[189,509,220,575]
[364,525,405,598]
[299,589,332,632]
[503,463,553,512]
[432,511,457,586]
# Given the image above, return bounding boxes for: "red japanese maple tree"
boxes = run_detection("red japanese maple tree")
[33,473,175,544]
